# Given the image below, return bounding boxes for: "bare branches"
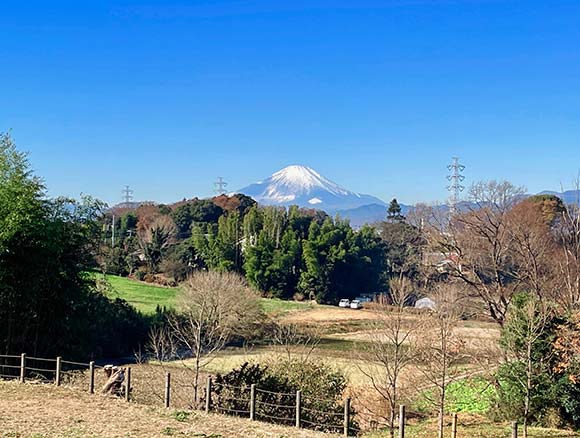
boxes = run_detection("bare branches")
[147,325,178,362]
[356,276,421,437]
[553,180,580,309]
[271,321,321,363]
[152,271,263,403]
[436,180,553,325]
[416,284,468,438]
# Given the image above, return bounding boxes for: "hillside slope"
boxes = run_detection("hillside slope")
[0,381,335,438]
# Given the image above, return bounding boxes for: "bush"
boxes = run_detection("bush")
[134,269,146,281]
[213,359,352,433]
[212,362,293,424]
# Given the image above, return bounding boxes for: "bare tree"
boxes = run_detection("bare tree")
[416,283,467,438]
[147,325,178,362]
[501,295,552,438]
[506,196,562,303]
[357,276,421,437]
[165,271,263,403]
[554,182,580,310]
[439,180,526,325]
[271,321,321,363]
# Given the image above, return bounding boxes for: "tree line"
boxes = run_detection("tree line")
[361,182,580,437]
[103,195,421,304]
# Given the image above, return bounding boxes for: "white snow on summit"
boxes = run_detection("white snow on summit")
[269,165,351,197]
[237,165,386,212]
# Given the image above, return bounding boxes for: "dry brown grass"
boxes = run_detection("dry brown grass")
[0,380,338,437]
[282,307,379,324]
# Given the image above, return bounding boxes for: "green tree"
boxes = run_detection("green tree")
[172,199,224,237]
[378,221,425,280]
[387,198,405,222]
[137,215,177,273]
[244,227,301,298]
[191,212,241,271]
[0,132,146,358]
[495,293,556,436]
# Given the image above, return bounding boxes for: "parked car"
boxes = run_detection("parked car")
[338,298,351,308]
[350,299,362,309]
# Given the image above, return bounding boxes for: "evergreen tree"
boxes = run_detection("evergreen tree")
[387,198,405,222]
[0,133,145,358]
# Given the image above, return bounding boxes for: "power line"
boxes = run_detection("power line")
[214,177,228,195]
[447,157,465,215]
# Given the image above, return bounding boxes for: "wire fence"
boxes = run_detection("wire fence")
[2,353,564,437]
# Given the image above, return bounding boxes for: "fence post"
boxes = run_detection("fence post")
[295,390,301,428]
[55,357,62,386]
[343,397,351,437]
[125,367,131,402]
[89,361,95,394]
[451,413,458,438]
[399,405,406,438]
[19,353,26,383]
[249,384,256,421]
[511,421,518,438]
[164,372,171,408]
[205,378,212,413]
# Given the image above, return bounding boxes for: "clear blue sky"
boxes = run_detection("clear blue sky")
[2,0,579,205]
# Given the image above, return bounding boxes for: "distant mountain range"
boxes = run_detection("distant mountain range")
[113,166,580,228]
[237,165,387,210]
[236,165,395,227]
[538,190,580,204]
[236,165,580,227]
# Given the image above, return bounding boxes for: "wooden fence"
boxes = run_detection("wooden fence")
[0,353,355,435]
[0,353,537,437]
[0,353,102,391]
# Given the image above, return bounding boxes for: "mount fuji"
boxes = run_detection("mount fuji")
[237,165,389,224]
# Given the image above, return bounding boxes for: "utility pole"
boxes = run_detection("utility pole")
[111,214,115,247]
[447,157,465,216]
[213,177,228,195]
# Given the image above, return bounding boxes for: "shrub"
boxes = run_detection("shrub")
[212,359,352,433]
[212,362,293,424]
[134,269,146,281]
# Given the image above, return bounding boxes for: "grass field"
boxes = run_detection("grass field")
[93,274,572,436]
[101,273,318,316]
[103,274,178,314]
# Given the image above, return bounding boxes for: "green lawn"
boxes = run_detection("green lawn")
[99,273,313,316]
[102,274,178,314]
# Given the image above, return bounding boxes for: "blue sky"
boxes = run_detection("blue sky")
[1,0,579,205]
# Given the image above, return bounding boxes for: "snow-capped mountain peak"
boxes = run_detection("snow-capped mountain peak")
[237,165,386,212]
[269,165,351,196]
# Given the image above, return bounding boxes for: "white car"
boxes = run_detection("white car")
[350,300,362,309]
[338,299,351,308]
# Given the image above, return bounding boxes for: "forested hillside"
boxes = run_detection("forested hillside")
[103,196,412,304]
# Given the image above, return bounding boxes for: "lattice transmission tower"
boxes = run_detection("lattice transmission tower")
[214,177,228,195]
[447,157,465,215]
[122,185,134,204]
